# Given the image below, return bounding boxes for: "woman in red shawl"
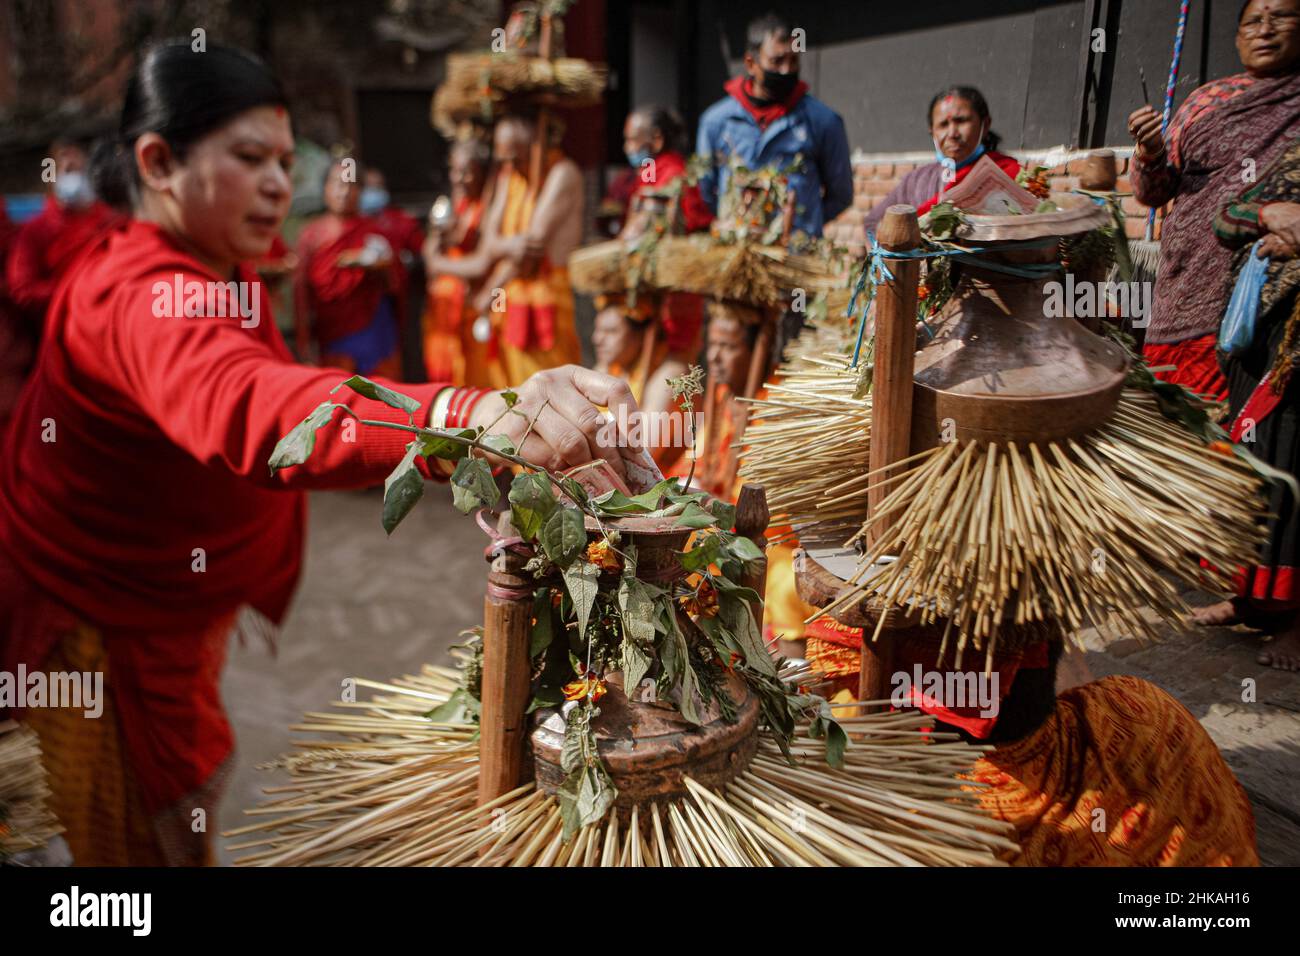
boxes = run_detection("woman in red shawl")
[294,159,405,378]
[0,40,641,866]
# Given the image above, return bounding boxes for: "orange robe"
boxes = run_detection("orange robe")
[422,197,507,389]
[969,676,1259,867]
[675,382,819,644]
[497,163,581,382]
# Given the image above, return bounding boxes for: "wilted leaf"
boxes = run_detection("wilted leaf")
[720,589,775,677]
[617,545,656,690]
[675,502,718,529]
[542,506,586,568]
[381,440,425,534]
[709,499,736,530]
[509,472,557,541]
[529,589,554,658]
[419,428,475,462]
[332,374,421,415]
[559,477,590,507]
[678,532,722,572]
[450,457,499,513]
[561,561,600,639]
[480,432,517,457]
[268,401,340,474]
[723,533,765,564]
[425,688,474,724]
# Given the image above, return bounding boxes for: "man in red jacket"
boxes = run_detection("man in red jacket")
[6,140,119,328]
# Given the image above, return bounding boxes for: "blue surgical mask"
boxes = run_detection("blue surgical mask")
[934,124,987,176]
[54,170,94,209]
[626,148,653,170]
[359,186,389,216]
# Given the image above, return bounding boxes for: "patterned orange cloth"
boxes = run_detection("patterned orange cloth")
[968,675,1259,867]
[804,632,860,698]
[20,623,226,866]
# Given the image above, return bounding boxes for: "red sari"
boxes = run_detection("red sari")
[5,196,119,323]
[295,214,404,378]
[0,219,447,863]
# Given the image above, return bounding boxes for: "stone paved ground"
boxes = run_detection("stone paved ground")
[217,488,1300,866]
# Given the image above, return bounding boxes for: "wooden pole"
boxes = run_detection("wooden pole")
[734,484,771,625]
[520,14,553,279]
[478,511,535,807]
[860,204,921,703]
[632,317,658,396]
[720,316,773,491]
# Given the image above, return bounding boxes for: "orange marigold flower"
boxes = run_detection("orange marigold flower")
[680,581,720,619]
[586,539,622,572]
[562,671,607,702]
[715,650,741,674]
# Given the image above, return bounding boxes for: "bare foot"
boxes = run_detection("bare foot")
[1258,630,1300,671]
[1190,600,1240,627]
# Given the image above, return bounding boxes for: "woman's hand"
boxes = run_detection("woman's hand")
[1259,232,1298,260]
[1127,105,1166,162]
[1261,202,1300,250]
[467,366,643,481]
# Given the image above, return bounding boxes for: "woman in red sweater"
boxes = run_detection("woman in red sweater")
[0,40,639,866]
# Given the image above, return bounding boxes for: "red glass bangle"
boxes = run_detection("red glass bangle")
[447,387,490,429]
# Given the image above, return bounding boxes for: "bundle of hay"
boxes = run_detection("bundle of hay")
[0,720,62,860]
[432,52,606,138]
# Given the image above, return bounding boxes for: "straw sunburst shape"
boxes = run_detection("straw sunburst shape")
[227,659,1019,867]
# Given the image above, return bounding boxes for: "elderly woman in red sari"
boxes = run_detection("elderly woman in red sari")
[0,40,642,865]
[1128,0,1300,404]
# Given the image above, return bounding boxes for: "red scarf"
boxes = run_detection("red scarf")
[724,75,809,130]
[296,214,400,345]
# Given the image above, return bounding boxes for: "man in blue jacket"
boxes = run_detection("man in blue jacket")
[696,12,853,239]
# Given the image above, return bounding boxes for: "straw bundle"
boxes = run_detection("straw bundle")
[651,238,784,306]
[818,389,1270,666]
[739,341,872,538]
[227,660,1018,866]
[0,720,63,859]
[567,239,630,295]
[432,52,606,136]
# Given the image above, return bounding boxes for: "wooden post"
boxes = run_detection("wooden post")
[860,205,921,703]
[478,511,535,807]
[632,317,658,397]
[720,316,773,491]
[1077,149,1117,192]
[733,484,770,632]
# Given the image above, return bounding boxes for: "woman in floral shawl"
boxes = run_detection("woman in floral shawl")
[1211,137,1300,670]
[1128,0,1300,401]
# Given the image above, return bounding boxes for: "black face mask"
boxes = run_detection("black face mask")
[760,68,799,101]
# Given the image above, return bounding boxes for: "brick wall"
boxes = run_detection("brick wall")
[824,147,1163,254]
